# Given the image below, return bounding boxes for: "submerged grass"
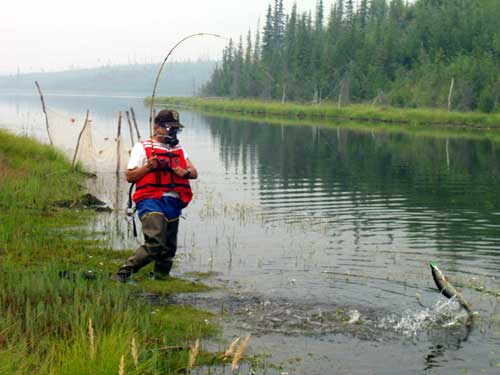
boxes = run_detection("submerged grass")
[153,96,500,129]
[0,129,221,374]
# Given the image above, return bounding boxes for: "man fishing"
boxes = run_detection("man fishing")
[114,109,198,282]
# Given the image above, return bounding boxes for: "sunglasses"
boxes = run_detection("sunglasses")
[158,123,182,132]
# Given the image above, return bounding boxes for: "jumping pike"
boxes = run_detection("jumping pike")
[430,262,472,315]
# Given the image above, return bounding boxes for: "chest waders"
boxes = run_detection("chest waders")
[116,140,191,281]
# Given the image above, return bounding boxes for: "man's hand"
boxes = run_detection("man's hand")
[173,166,188,177]
[146,156,159,171]
[126,157,159,183]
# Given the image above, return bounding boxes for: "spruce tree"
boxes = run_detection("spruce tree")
[202,0,499,112]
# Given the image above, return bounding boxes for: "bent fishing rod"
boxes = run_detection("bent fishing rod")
[148,32,228,142]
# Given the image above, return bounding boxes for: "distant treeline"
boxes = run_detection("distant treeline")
[0,61,216,96]
[202,0,500,113]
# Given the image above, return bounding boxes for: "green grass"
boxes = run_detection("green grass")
[0,129,222,374]
[152,96,500,128]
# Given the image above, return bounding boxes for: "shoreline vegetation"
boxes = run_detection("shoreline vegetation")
[0,129,238,374]
[201,1,499,114]
[152,96,500,129]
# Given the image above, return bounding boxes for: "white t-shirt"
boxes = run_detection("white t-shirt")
[127,140,190,170]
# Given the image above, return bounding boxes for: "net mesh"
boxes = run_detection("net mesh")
[45,108,136,174]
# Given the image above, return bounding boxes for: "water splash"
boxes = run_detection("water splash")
[347,309,361,324]
[378,298,466,338]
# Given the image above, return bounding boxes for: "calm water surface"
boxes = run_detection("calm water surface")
[1,92,500,374]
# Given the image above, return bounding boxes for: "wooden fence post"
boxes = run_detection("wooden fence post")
[130,107,141,140]
[34,81,54,146]
[72,110,90,168]
[116,112,122,175]
[126,111,135,146]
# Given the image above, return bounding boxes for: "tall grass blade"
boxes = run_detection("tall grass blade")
[119,354,125,375]
[231,335,250,370]
[223,336,240,359]
[188,338,200,371]
[131,337,139,369]
[89,318,95,360]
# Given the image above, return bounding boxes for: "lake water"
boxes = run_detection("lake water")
[1,92,500,374]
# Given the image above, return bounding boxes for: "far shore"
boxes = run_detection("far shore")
[149,96,500,129]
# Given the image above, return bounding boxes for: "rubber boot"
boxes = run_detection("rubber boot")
[153,218,179,279]
[153,258,173,280]
[116,246,152,282]
[111,271,130,283]
[115,212,167,280]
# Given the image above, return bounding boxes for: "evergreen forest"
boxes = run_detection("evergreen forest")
[202,0,500,113]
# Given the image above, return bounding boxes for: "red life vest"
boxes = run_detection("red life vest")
[132,140,193,207]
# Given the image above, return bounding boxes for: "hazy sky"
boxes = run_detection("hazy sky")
[1,0,323,75]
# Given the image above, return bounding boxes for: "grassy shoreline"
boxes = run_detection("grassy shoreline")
[152,96,500,129]
[0,130,226,374]
[186,106,500,144]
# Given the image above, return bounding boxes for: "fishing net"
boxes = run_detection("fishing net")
[45,108,137,174]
